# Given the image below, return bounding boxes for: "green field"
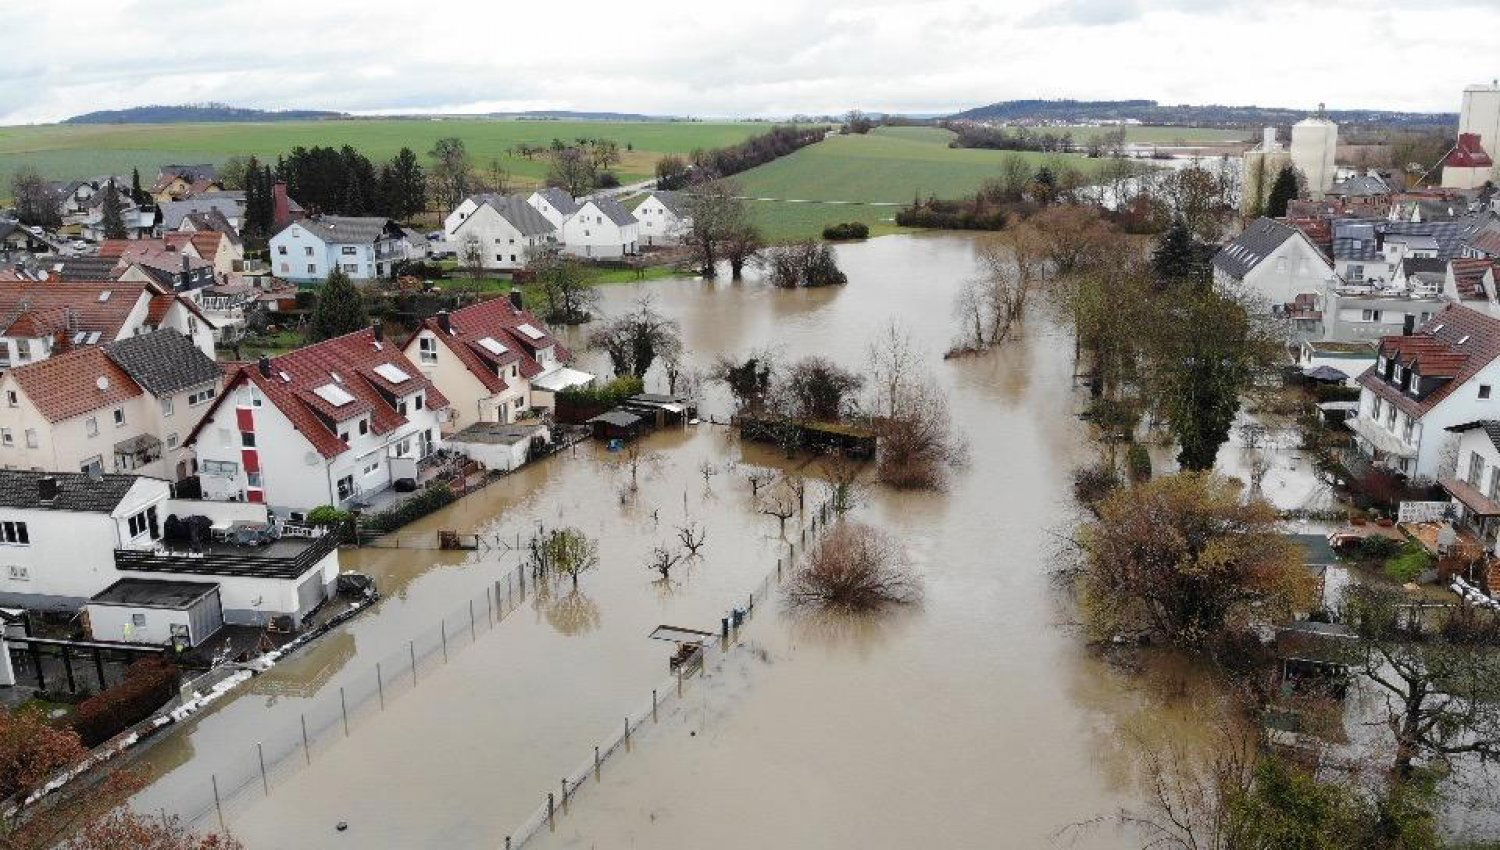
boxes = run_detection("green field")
[732,126,1133,240]
[0,119,768,187]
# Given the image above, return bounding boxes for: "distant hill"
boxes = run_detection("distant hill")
[949,99,1455,129]
[63,103,347,124]
[485,110,681,122]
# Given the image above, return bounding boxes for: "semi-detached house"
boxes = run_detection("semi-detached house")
[446,195,558,271]
[633,190,693,246]
[187,326,449,516]
[270,216,406,284]
[561,197,639,259]
[1353,304,1500,479]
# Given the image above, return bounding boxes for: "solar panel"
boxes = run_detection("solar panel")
[373,363,411,384]
[313,383,355,406]
[478,336,508,355]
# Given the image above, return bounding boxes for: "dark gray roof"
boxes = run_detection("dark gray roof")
[0,469,140,513]
[1212,217,1301,280]
[159,197,245,231]
[536,187,580,216]
[1329,174,1390,197]
[90,577,219,608]
[54,257,121,281]
[1286,533,1337,566]
[1333,216,1478,263]
[105,329,222,396]
[288,215,399,245]
[588,410,643,427]
[448,421,546,445]
[589,197,637,227]
[1447,420,1500,453]
[160,164,218,183]
[1400,257,1447,277]
[471,194,556,237]
[648,190,690,218]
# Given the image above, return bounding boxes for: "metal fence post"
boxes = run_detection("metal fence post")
[469,599,476,641]
[561,777,568,811]
[441,620,448,663]
[410,640,417,685]
[547,792,555,829]
[677,666,683,697]
[301,714,310,764]
[340,687,349,736]
[376,662,385,710]
[625,717,631,750]
[212,774,225,833]
[594,745,600,781]
[652,689,658,722]
[487,586,494,625]
[257,741,268,796]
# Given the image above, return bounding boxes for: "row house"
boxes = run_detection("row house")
[187,326,448,516]
[526,187,581,230]
[1440,421,1500,553]
[0,281,216,368]
[0,329,222,481]
[446,195,558,271]
[1352,304,1500,479]
[634,190,693,246]
[150,164,222,203]
[402,293,592,432]
[560,197,639,259]
[270,216,407,284]
[0,470,340,632]
[158,196,245,234]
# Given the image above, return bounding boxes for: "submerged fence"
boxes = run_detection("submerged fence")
[504,495,838,849]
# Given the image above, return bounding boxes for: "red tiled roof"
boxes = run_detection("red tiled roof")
[1451,258,1498,300]
[406,297,572,393]
[188,328,449,459]
[1466,216,1500,258]
[0,282,153,340]
[11,346,142,423]
[145,293,215,331]
[1446,133,1494,169]
[1358,304,1500,418]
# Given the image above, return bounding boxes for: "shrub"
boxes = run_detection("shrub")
[1126,443,1152,483]
[70,657,181,747]
[821,222,870,240]
[595,171,621,189]
[306,505,354,527]
[1384,544,1434,583]
[557,374,645,409]
[1072,462,1120,513]
[786,522,920,611]
[360,483,457,535]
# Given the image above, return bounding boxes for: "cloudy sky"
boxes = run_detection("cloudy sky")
[3,0,1494,124]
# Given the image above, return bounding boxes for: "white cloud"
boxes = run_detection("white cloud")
[0,0,1487,123]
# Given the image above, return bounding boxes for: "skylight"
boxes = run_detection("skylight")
[279,371,292,383]
[313,383,356,406]
[97,290,111,302]
[373,363,411,384]
[330,371,343,384]
[478,336,508,356]
[517,323,545,341]
[1459,335,1471,345]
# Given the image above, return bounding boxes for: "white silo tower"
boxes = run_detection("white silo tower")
[1291,106,1338,199]
[1459,81,1500,161]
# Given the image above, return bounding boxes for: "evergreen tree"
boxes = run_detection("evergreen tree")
[386,147,425,220]
[1151,216,1204,284]
[1265,165,1299,218]
[241,157,275,249]
[98,180,127,240]
[308,268,368,342]
[130,168,146,204]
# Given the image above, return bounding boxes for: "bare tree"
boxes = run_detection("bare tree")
[698,460,719,488]
[819,452,866,515]
[746,468,774,498]
[546,147,596,197]
[865,324,963,489]
[759,485,798,537]
[428,137,472,210]
[10,167,61,227]
[951,239,1032,354]
[676,523,707,556]
[617,443,664,497]
[529,248,600,325]
[461,235,486,296]
[683,179,753,278]
[786,522,921,611]
[587,296,682,379]
[646,545,684,581]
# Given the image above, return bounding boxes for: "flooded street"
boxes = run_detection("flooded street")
[128,234,1222,848]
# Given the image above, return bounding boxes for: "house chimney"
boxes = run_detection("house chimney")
[273,181,292,228]
[37,476,58,502]
[52,328,70,355]
[509,287,523,312]
[258,355,273,378]
[437,310,452,334]
[371,321,384,343]
[1403,314,1415,336]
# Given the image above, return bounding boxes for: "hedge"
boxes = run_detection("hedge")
[70,657,181,748]
[822,222,869,240]
[359,483,457,535]
[556,375,645,424]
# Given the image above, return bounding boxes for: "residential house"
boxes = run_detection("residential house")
[1393,257,1447,296]
[1352,304,1500,478]
[0,221,56,261]
[0,469,340,629]
[526,188,581,230]
[0,281,215,366]
[158,196,245,234]
[151,165,222,203]
[187,327,448,515]
[100,241,217,292]
[1459,213,1500,260]
[634,190,692,246]
[270,216,406,284]
[1442,134,1496,191]
[403,294,591,432]
[1439,421,1500,552]
[76,188,156,242]
[447,195,558,271]
[1445,258,1500,315]
[1212,217,1337,340]
[560,197,639,259]
[1333,217,1477,286]
[0,329,222,480]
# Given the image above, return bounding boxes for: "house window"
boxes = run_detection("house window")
[1470,451,1487,486]
[304,247,314,257]
[340,430,351,444]
[240,431,255,447]
[278,246,287,255]
[187,387,216,406]
[4,391,15,408]
[161,397,175,416]
[398,400,408,416]
[1,429,12,447]
[1401,417,1414,444]
[336,475,354,501]
[358,418,369,435]
[113,408,125,427]
[126,506,160,540]
[419,337,437,364]
[131,613,146,628]
[1361,309,1382,322]
[0,521,29,546]
[1385,405,1397,429]
[342,263,358,273]
[363,456,380,475]
[86,417,99,437]
[80,455,102,476]
[246,471,262,487]
[1482,385,1493,400]
[23,429,36,449]
[202,459,238,477]
[15,340,30,361]
[341,246,357,255]
[414,394,424,410]
[166,433,178,450]
[307,264,316,274]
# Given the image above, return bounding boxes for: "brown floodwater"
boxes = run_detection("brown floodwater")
[125,233,1227,848]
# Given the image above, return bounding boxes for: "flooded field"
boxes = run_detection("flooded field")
[128,234,1225,848]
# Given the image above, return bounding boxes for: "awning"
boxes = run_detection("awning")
[1348,415,1416,458]
[1440,477,1500,517]
[532,367,595,393]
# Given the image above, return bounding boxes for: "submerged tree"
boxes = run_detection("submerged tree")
[683,179,754,278]
[787,522,920,611]
[867,322,964,490]
[530,249,600,325]
[1078,472,1315,649]
[779,356,863,421]
[763,240,847,288]
[587,297,682,378]
[531,527,600,590]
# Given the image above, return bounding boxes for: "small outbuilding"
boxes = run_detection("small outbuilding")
[86,578,224,648]
[622,394,697,427]
[444,421,551,472]
[587,409,646,441]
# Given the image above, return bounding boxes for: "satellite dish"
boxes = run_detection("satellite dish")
[95,376,109,391]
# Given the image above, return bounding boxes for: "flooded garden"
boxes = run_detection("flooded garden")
[124,234,1241,848]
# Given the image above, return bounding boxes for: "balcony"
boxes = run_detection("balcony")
[115,526,341,581]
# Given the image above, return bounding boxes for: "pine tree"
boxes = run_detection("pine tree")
[98,180,127,240]
[1151,216,1203,284]
[308,268,368,342]
[387,147,425,220]
[1266,165,1299,218]
[130,168,146,204]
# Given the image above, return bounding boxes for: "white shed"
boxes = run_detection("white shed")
[444,422,550,472]
[86,578,223,647]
